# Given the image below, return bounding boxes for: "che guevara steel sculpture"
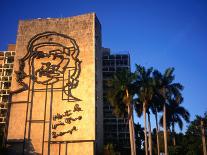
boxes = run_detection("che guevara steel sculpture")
[13,32,82,154]
[15,31,82,101]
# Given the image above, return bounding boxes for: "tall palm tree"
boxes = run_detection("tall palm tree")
[159,97,190,146]
[153,67,183,155]
[107,69,137,155]
[200,118,207,155]
[134,64,154,155]
[147,110,152,155]
[150,95,163,155]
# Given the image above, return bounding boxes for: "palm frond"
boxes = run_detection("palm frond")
[164,67,174,79]
[105,69,136,118]
[176,106,190,123]
[176,115,183,130]
[134,98,143,117]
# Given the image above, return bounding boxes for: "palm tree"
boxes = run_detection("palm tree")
[153,67,183,155]
[147,110,153,155]
[150,95,163,155]
[186,113,207,155]
[134,64,154,155]
[159,97,190,146]
[107,69,137,155]
[200,118,207,155]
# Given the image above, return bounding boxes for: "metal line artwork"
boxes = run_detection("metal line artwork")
[12,32,83,154]
[52,105,82,125]
[15,31,82,101]
[52,126,78,139]
[73,104,83,112]
[65,116,82,124]
[53,110,73,121]
[52,121,65,130]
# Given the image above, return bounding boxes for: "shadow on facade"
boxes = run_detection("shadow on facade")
[5,139,40,155]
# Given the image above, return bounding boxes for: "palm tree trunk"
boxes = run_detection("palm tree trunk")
[172,121,176,147]
[128,105,136,155]
[126,89,136,155]
[143,102,148,155]
[155,110,160,155]
[131,105,137,155]
[163,104,168,155]
[201,120,207,155]
[147,112,152,155]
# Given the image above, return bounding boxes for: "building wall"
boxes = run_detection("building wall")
[95,17,103,154]
[7,13,103,155]
[0,50,15,148]
[0,51,15,125]
[7,44,16,51]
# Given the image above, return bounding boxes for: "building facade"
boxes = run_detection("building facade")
[0,47,15,149]
[5,13,103,155]
[0,51,15,124]
[102,48,131,151]
[0,13,133,154]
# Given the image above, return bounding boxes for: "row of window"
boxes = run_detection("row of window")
[104,136,130,146]
[0,117,6,123]
[0,95,10,102]
[103,66,130,72]
[0,64,14,69]
[103,54,129,60]
[0,69,13,76]
[104,118,128,124]
[0,82,11,89]
[5,56,14,64]
[0,76,12,82]
[103,67,129,78]
[0,52,15,57]
[103,59,129,66]
[104,124,129,132]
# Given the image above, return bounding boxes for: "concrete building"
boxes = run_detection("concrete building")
[0,13,132,154]
[0,51,14,125]
[102,48,131,151]
[4,13,103,155]
[0,46,15,125]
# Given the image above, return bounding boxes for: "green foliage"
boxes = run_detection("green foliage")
[105,63,204,155]
[104,144,120,155]
[134,64,154,105]
[153,67,183,101]
[168,146,183,155]
[106,69,136,117]
[159,98,190,130]
[168,133,203,155]
[186,112,207,136]
[163,112,207,155]
[151,130,170,153]
[134,122,144,150]
[134,64,158,118]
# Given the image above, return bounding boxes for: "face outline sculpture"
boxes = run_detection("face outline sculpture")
[16,31,82,101]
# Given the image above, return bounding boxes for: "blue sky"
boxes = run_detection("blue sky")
[1,0,207,132]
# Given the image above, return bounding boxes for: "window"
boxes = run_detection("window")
[109,67,115,71]
[122,55,128,59]
[4,82,11,89]
[2,95,9,102]
[115,55,121,59]
[109,60,115,66]
[103,55,108,59]
[103,67,108,71]
[103,60,110,66]
[5,69,12,76]
[109,55,115,59]
[7,56,14,63]
[124,60,128,65]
